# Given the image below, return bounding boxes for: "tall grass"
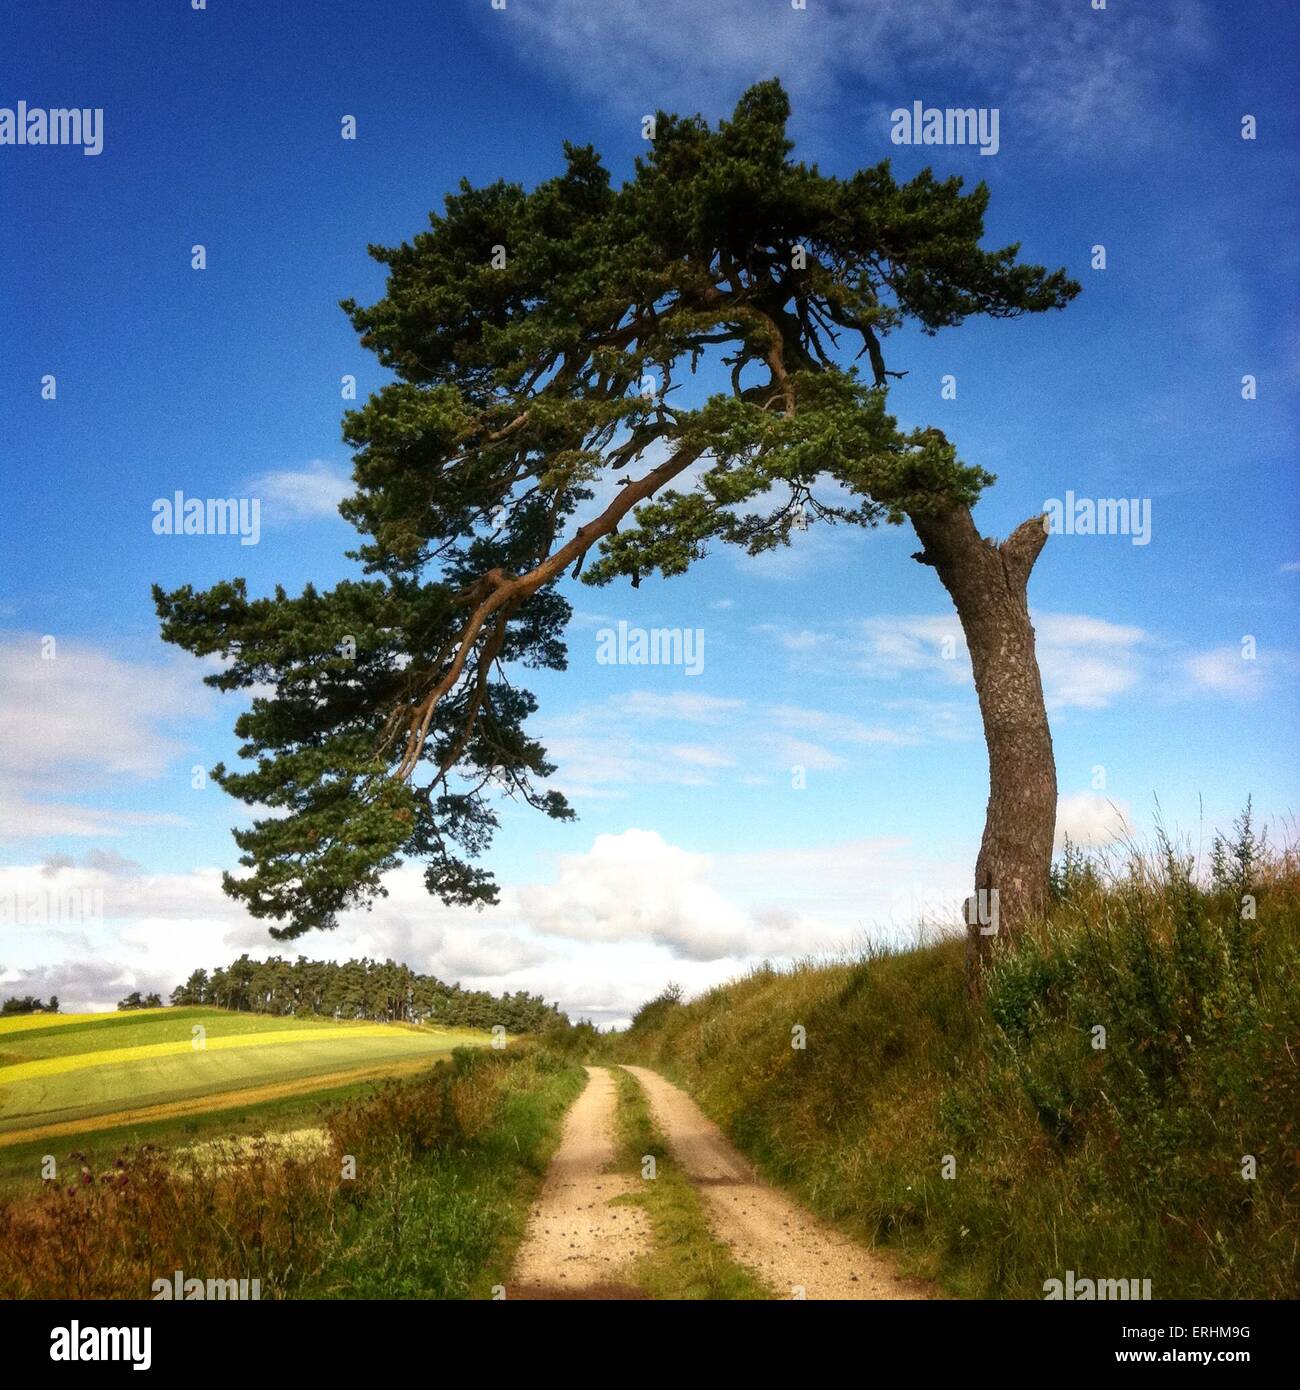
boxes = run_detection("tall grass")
[0,1044,583,1299]
[618,814,1300,1299]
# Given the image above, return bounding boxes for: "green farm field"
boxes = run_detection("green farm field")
[0,1007,491,1149]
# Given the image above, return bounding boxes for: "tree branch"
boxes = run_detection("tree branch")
[999,513,1050,585]
[391,440,705,779]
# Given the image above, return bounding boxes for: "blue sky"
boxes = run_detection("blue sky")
[1,0,1297,1021]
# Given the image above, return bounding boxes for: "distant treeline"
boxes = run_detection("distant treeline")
[116,992,163,1011]
[1,995,59,1016]
[167,954,564,1033]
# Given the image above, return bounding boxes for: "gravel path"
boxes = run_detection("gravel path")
[623,1065,933,1301]
[508,1065,650,1298]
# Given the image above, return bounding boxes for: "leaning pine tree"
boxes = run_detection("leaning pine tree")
[155,82,1078,975]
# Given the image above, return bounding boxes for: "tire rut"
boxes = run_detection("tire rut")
[623,1064,934,1301]
[508,1065,650,1299]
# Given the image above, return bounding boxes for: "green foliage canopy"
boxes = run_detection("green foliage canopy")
[155,81,1077,939]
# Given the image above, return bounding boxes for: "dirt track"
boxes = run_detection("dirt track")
[511,1063,932,1301]
[509,1066,650,1298]
[624,1065,932,1300]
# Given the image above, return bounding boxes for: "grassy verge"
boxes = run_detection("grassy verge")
[0,1044,585,1299]
[305,1048,584,1299]
[611,1065,773,1300]
[616,816,1300,1300]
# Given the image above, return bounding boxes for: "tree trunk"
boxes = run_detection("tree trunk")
[908,505,1057,984]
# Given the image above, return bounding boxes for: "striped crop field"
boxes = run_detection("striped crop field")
[0,1007,491,1146]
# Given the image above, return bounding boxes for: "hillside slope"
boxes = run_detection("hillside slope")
[616,824,1300,1299]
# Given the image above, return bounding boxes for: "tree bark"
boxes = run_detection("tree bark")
[909,505,1056,985]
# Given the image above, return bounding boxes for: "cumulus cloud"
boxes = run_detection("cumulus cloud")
[0,857,546,1011]
[714,836,972,948]
[1055,792,1133,850]
[1,823,987,1022]
[1,958,142,1014]
[512,829,751,960]
[435,931,553,980]
[510,828,974,966]
[2,837,751,1014]
[82,849,145,876]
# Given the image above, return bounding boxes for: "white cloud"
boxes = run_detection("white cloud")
[1185,646,1265,697]
[512,828,751,960]
[494,0,1209,152]
[0,635,212,838]
[1035,613,1145,711]
[0,843,742,1024]
[0,798,189,840]
[767,704,918,746]
[0,856,558,1011]
[0,635,208,780]
[730,516,855,581]
[757,623,825,656]
[760,611,1147,712]
[542,728,725,797]
[716,835,972,948]
[667,743,734,768]
[511,828,973,968]
[608,690,742,723]
[1033,614,1145,648]
[774,737,846,772]
[539,683,949,802]
[245,459,351,523]
[0,826,987,1022]
[1055,792,1133,850]
[434,930,553,980]
[855,615,969,683]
